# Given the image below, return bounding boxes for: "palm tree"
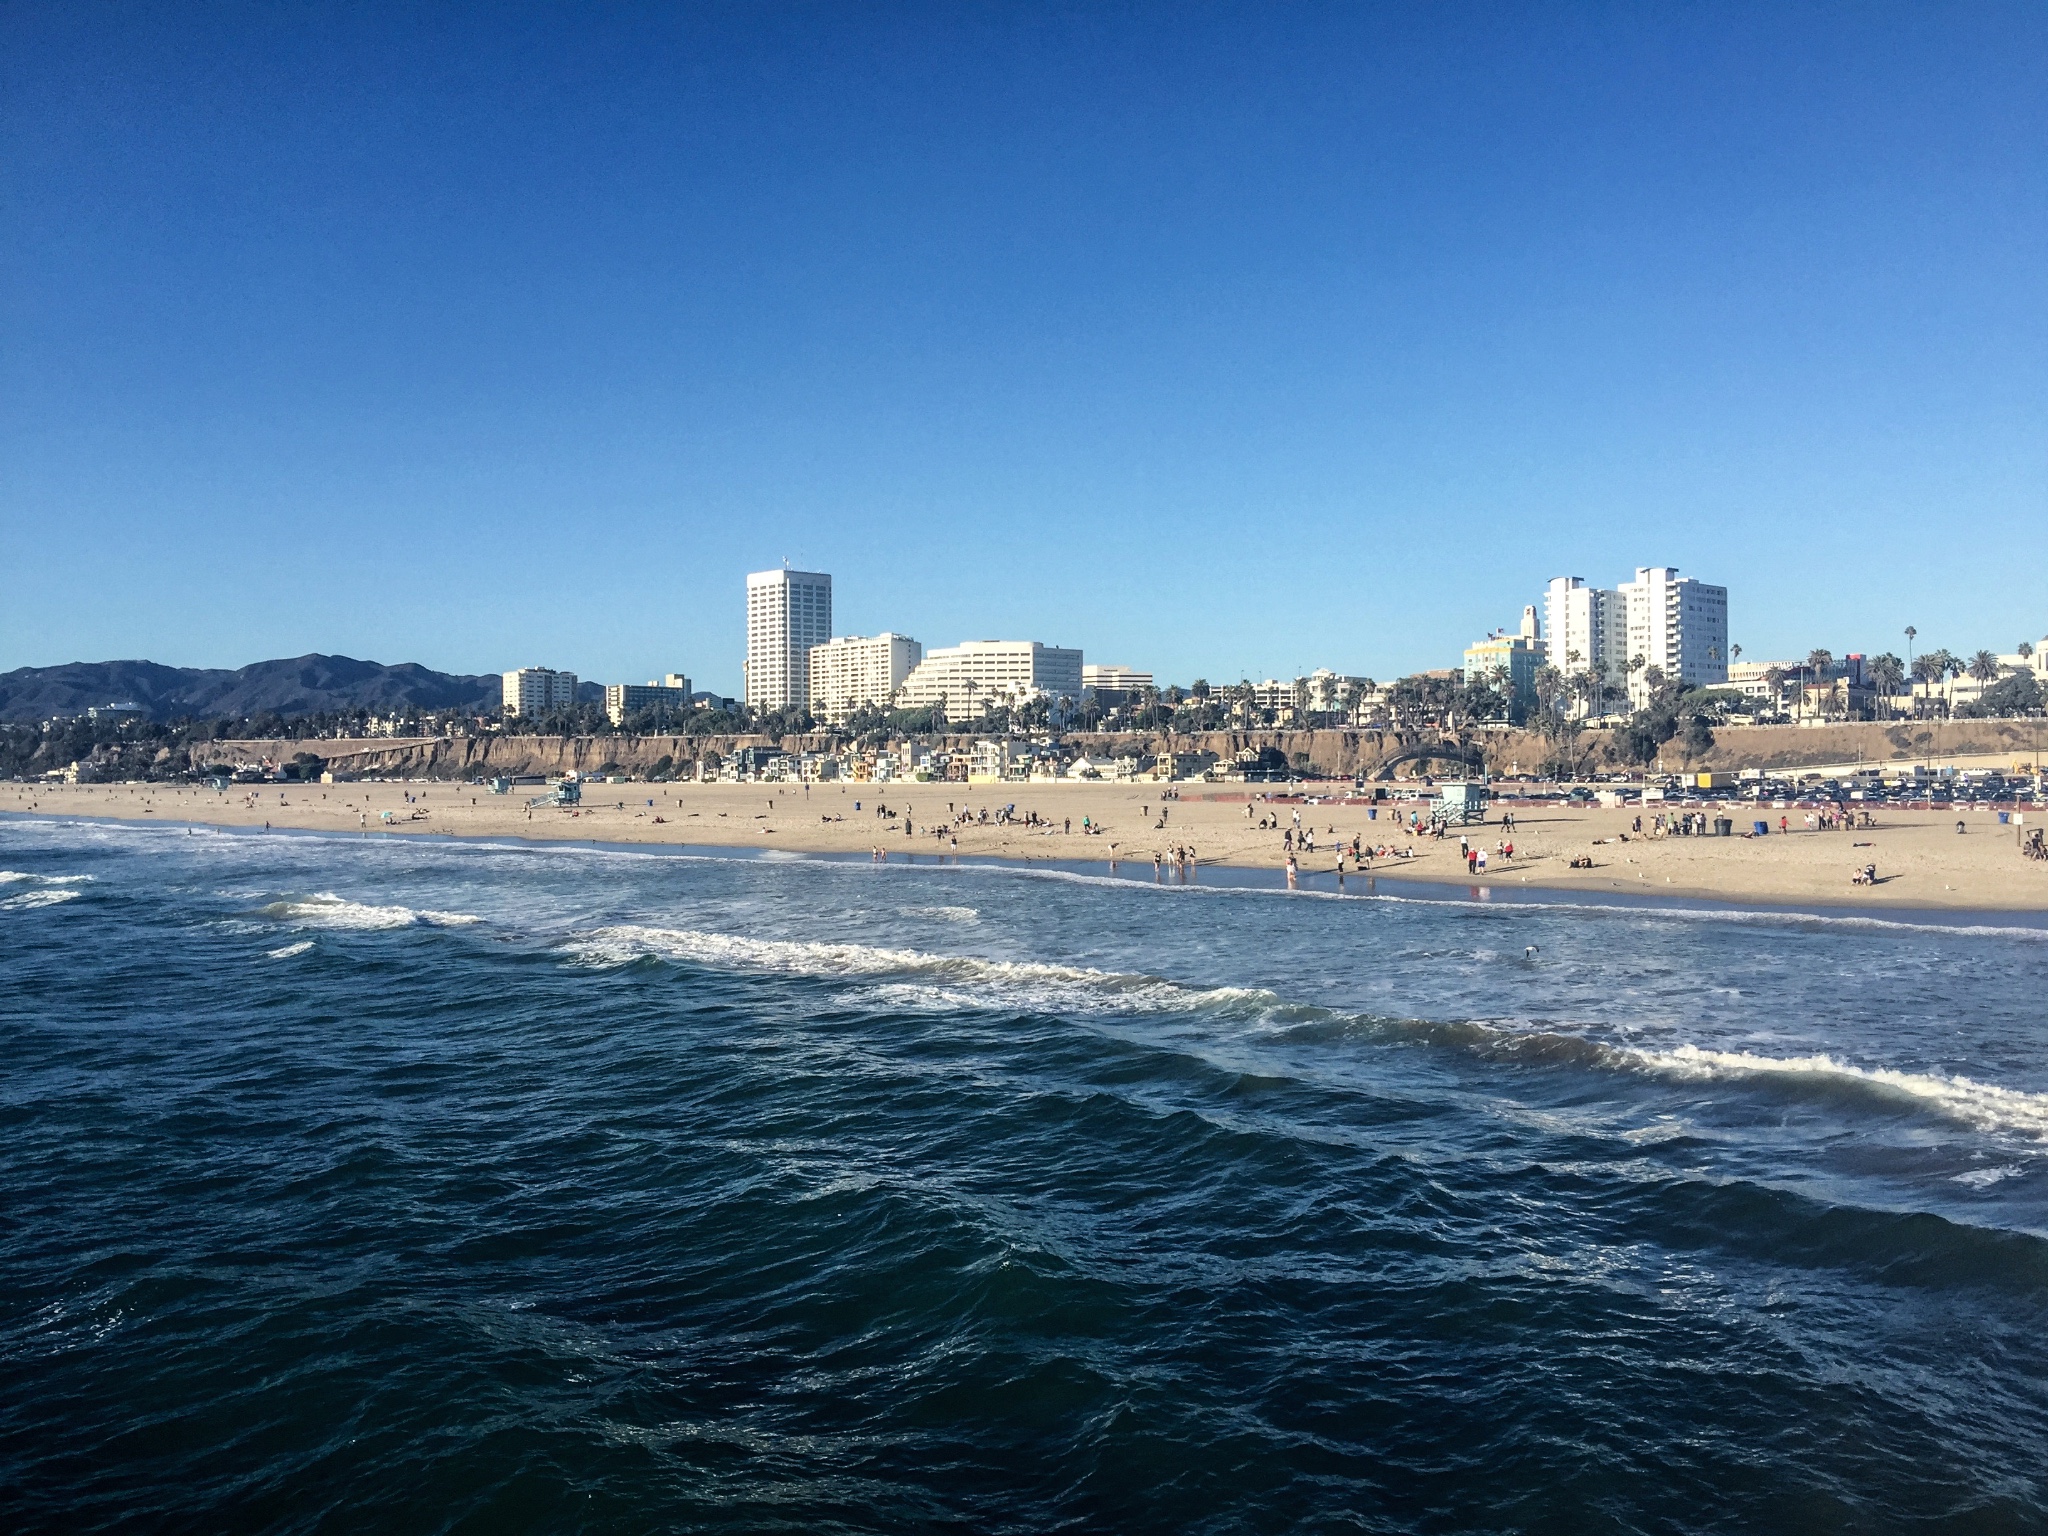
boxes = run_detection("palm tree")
[1866,653,1905,720]
[1532,665,1565,738]
[1910,653,1941,717]
[1969,650,2001,686]
[1805,650,1834,720]
[1763,665,1786,720]
[1731,643,1743,664]
[2020,641,2036,663]
[1921,649,1961,718]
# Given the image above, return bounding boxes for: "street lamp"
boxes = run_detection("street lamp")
[1904,626,1917,721]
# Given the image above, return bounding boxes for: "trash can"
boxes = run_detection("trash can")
[1714,817,1733,837]
[1998,811,2010,824]
[1753,820,1769,836]
[1368,807,1377,820]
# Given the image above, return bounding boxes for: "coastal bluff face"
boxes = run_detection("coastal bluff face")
[192,717,2041,781]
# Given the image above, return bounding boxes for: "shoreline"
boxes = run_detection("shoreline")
[9,777,2045,912]
[8,806,2047,927]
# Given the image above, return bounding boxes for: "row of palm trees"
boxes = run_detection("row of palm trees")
[1788,644,2025,721]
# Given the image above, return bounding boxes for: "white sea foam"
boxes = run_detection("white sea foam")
[0,870,33,883]
[263,893,482,931]
[565,924,1291,1019]
[1953,1164,2025,1187]
[904,905,980,924]
[1621,1043,2048,1140]
[267,940,315,959]
[1,888,81,910]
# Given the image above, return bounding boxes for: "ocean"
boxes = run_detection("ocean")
[3,817,2046,1533]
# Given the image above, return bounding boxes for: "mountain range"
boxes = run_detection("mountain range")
[0,655,518,723]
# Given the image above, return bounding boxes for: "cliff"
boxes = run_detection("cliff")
[191,717,2044,782]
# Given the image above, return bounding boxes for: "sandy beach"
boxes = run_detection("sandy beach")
[10,778,2045,912]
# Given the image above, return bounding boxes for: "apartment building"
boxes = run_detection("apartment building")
[1462,634,1546,717]
[1542,576,1625,706]
[603,674,692,727]
[501,666,578,717]
[895,641,1084,715]
[1616,566,1730,705]
[806,633,924,724]
[744,568,832,715]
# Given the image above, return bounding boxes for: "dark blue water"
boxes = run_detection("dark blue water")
[5,818,2048,1533]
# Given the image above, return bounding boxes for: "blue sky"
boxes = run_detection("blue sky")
[3,2,2042,691]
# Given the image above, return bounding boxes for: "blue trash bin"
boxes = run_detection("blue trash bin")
[1368,807,1377,820]
[1999,811,2010,824]
[1753,820,1769,836]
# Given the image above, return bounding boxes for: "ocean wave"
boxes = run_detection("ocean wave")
[565,924,1302,1020]
[0,870,32,883]
[1618,1044,2048,1141]
[1,888,81,910]
[261,893,482,931]
[266,940,316,959]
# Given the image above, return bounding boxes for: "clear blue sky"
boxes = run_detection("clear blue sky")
[3,2,2042,692]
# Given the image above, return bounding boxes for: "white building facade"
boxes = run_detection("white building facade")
[1082,665,1153,701]
[806,633,924,724]
[1616,566,1729,705]
[1542,576,1626,711]
[745,569,832,716]
[603,674,692,727]
[895,641,1084,716]
[502,667,578,717]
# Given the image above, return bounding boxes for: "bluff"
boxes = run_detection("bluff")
[192,717,2044,782]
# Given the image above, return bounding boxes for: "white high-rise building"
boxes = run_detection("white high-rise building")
[744,569,832,715]
[1082,664,1154,701]
[1543,576,1626,711]
[1616,566,1729,706]
[807,633,923,724]
[502,666,578,717]
[602,674,692,727]
[894,641,1084,716]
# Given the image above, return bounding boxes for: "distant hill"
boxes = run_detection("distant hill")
[0,654,513,722]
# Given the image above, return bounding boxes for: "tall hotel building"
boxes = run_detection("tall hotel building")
[744,568,832,715]
[501,666,578,717]
[807,633,923,724]
[1542,576,1626,705]
[1616,566,1730,706]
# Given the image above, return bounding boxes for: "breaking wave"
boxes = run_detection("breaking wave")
[261,894,482,931]
[566,924,2048,1143]
[1,888,81,910]
[564,924,1303,1020]
[1619,1044,2048,1141]
[267,940,316,959]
